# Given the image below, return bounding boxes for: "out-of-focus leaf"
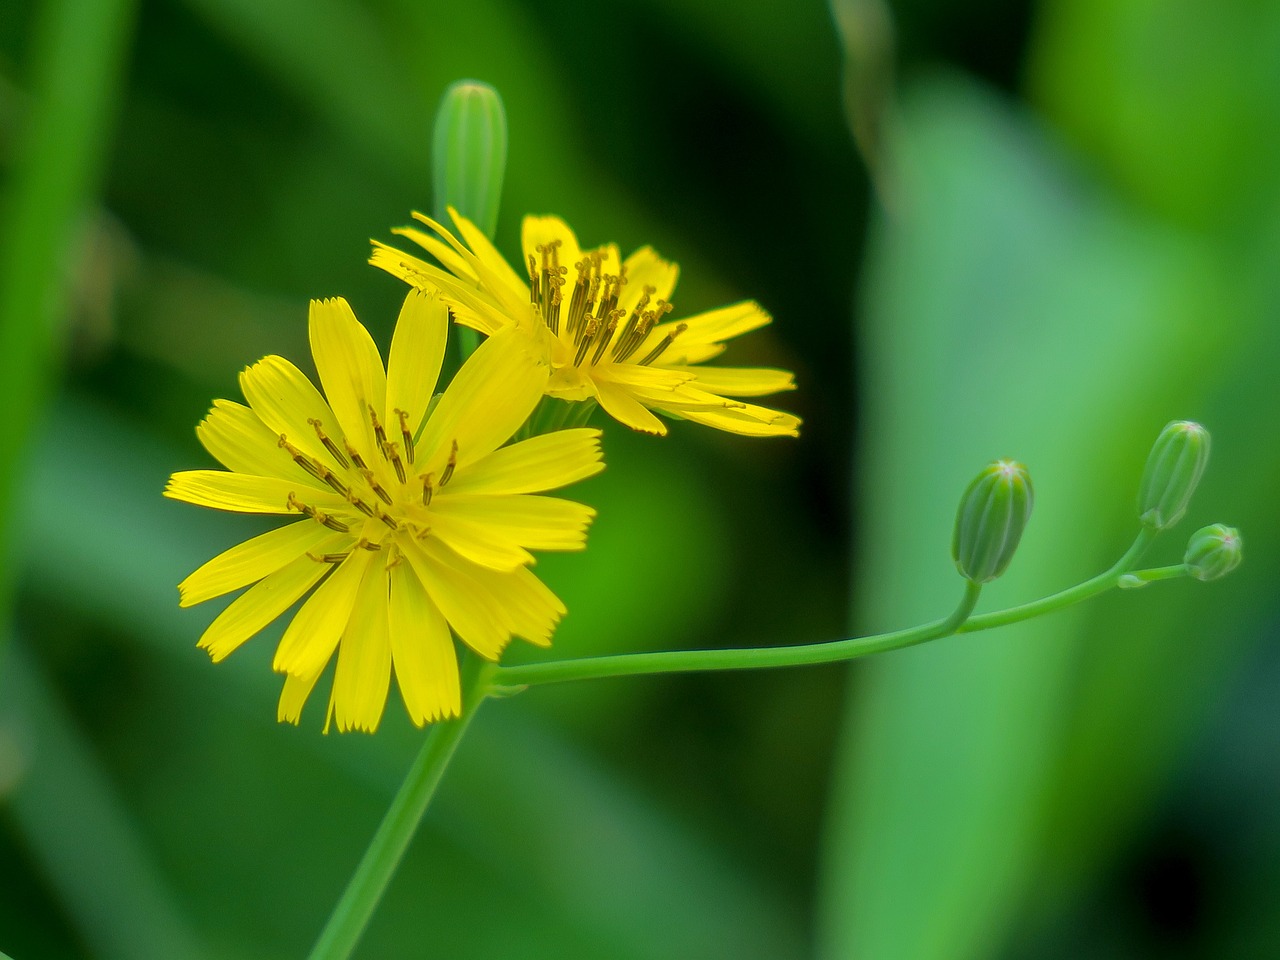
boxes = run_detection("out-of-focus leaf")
[828,0,897,204]
[817,74,1224,960]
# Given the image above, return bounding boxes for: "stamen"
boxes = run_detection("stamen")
[615,301,673,362]
[360,468,394,505]
[288,492,351,533]
[344,440,368,472]
[574,320,600,366]
[637,322,688,366]
[356,537,382,550]
[279,435,326,482]
[346,490,375,517]
[527,252,540,306]
[375,508,398,531]
[308,550,351,564]
[382,441,407,483]
[318,467,349,497]
[590,311,623,366]
[419,471,435,505]
[369,405,388,449]
[308,418,349,468]
[394,409,415,464]
[546,285,562,335]
[566,260,590,336]
[439,440,459,487]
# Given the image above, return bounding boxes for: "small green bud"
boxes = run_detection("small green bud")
[1137,420,1210,531]
[1183,523,1242,582]
[952,459,1034,583]
[432,79,508,238]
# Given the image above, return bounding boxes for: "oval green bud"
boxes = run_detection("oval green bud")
[432,79,508,238]
[1183,523,1242,582]
[952,459,1034,583]
[1137,420,1210,531]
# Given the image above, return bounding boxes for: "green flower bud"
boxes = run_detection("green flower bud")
[1137,420,1210,531]
[952,459,1034,583]
[1183,523,1242,582]
[432,79,507,238]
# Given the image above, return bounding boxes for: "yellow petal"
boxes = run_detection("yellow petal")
[385,290,447,437]
[447,206,527,301]
[165,470,342,514]
[332,560,392,733]
[389,563,461,724]
[412,211,530,321]
[239,355,345,468]
[197,400,320,485]
[278,658,327,726]
[417,325,547,476]
[660,365,796,397]
[392,225,478,282]
[308,298,388,459]
[196,548,335,661]
[273,550,374,677]
[179,520,336,606]
[462,563,565,647]
[660,401,801,437]
[594,379,667,435]
[431,493,595,555]
[635,301,771,366]
[400,538,509,660]
[370,243,507,335]
[619,246,679,313]
[444,429,603,496]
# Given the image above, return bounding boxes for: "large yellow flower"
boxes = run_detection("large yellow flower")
[371,211,800,437]
[164,291,603,732]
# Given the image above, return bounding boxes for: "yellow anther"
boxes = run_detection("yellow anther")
[439,440,459,487]
[395,409,415,465]
[419,471,435,505]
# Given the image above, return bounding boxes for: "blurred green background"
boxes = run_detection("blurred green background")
[1,0,1276,957]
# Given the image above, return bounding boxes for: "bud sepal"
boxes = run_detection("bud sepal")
[952,459,1034,584]
[1183,523,1242,582]
[1137,420,1210,531]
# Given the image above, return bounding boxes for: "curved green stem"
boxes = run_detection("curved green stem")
[495,581,983,688]
[495,528,1161,690]
[307,660,493,960]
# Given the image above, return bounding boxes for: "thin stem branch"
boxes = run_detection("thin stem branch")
[307,661,492,960]
[495,528,1162,690]
[494,581,983,688]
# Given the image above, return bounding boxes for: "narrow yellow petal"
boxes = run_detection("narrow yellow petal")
[463,564,565,647]
[385,289,448,438]
[370,243,507,335]
[196,549,335,661]
[595,362,694,390]
[424,512,533,570]
[391,225,478,282]
[273,550,374,677]
[417,325,547,476]
[278,658,327,725]
[164,470,341,514]
[430,493,595,555]
[179,520,336,606]
[634,301,770,365]
[660,365,796,397]
[411,211,530,321]
[659,401,802,437]
[447,206,527,301]
[400,538,509,660]
[197,400,321,485]
[239,355,346,468]
[594,379,667,435]
[308,297,388,458]
[332,560,392,733]
[444,429,603,497]
[389,563,461,725]
[619,246,679,312]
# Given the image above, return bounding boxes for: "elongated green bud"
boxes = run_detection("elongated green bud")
[432,79,507,238]
[1183,523,1242,581]
[952,459,1034,583]
[1137,420,1210,531]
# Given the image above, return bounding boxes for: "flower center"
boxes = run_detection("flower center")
[279,407,458,564]
[527,240,686,368]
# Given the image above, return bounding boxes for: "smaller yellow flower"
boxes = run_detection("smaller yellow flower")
[165,291,603,732]
[371,210,801,437]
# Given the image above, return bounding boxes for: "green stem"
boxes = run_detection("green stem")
[495,581,983,688]
[495,528,1160,690]
[307,661,493,960]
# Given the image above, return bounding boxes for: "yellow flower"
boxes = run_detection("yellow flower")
[164,291,603,732]
[370,210,801,437]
